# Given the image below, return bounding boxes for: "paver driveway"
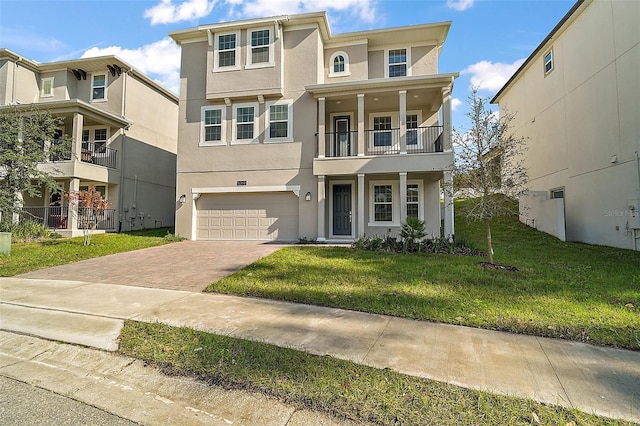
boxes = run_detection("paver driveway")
[18,241,287,292]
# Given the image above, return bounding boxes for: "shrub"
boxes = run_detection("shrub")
[1,219,52,242]
[400,217,427,253]
[163,231,186,242]
[352,233,483,256]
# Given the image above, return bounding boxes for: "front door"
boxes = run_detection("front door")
[332,184,352,236]
[333,116,351,157]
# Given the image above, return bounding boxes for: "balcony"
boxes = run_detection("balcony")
[80,142,117,169]
[21,206,116,230]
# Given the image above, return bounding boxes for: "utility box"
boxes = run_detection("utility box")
[0,232,11,255]
[628,199,640,229]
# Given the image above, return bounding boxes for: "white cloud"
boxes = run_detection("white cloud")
[229,0,376,23]
[82,38,181,94]
[451,98,462,111]
[144,0,217,25]
[446,0,474,12]
[461,59,525,92]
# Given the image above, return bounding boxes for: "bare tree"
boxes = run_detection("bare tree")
[66,186,111,246]
[452,89,528,264]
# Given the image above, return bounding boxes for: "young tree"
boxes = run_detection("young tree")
[452,89,528,264]
[0,105,71,224]
[66,186,111,246]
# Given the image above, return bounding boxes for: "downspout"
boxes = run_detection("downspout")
[118,71,128,232]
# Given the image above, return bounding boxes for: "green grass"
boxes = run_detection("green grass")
[207,215,640,349]
[0,228,175,276]
[119,321,632,426]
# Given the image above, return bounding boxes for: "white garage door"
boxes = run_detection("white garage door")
[196,192,299,241]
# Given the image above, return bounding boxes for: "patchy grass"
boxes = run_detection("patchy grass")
[0,228,176,277]
[207,215,640,349]
[120,321,632,426]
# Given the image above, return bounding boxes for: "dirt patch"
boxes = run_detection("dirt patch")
[478,262,519,272]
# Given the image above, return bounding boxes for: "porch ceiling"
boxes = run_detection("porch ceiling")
[322,87,445,115]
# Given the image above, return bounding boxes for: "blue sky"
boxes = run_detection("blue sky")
[0,0,575,129]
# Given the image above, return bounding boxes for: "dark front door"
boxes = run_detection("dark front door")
[332,184,352,236]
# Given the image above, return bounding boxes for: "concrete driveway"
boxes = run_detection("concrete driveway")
[18,241,287,292]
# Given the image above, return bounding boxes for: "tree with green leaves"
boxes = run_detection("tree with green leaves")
[0,105,71,224]
[451,89,528,264]
[66,185,111,246]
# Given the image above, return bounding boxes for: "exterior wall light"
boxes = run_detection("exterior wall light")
[178,194,186,204]
[305,192,312,201]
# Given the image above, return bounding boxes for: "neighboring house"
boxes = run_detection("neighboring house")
[492,0,640,251]
[170,12,457,242]
[0,49,179,237]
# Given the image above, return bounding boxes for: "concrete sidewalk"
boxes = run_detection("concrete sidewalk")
[1,277,639,423]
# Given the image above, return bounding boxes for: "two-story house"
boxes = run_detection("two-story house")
[492,0,640,250]
[170,13,457,242]
[0,49,179,237]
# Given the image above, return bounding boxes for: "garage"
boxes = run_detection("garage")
[196,192,299,241]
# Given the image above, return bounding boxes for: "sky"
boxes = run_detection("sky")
[0,0,576,130]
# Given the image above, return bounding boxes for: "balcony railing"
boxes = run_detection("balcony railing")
[407,126,444,154]
[81,142,117,169]
[20,206,116,230]
[365,128,401,155]
[324,131,358,157]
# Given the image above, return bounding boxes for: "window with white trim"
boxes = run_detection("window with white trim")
[232,103,258,143]
[550,187,564,199]
[373,184,394,222]
[329,51,350,77]
[201,106,225,145]
[91,74,106,101]
[543,49,553,75]
[373,116,392,147]
[406,114,418,145]
[41,77,54,97]
[388,49,407,77]
[247,28,274,67]
[406,184,419,219]
[214,32,240,71]
[266,100,293,142]
[94,128,107,149]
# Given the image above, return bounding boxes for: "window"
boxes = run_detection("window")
[247,28,274,67]
[406,114,418,145]
[329,51,350,77]
[233,103,258,143]
[82,130,90,142]
[551,188,564,199]
[373,116,392,146]
[94,128,107,150]
[41,77,54,97]
[214,32,240,71]
[406,184,419,219]
[544,49,553,75]
[266,100,293,142]
[373,184,393,222]
[388,49,407,77]
[91,74,106,101]
[201,106,225,145]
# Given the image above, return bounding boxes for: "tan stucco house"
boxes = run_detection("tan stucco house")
[0,49,179,236]
[492,0,640,250]
[170,12,457,242]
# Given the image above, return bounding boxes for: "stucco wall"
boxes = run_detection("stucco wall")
[324,43,368,82]
[498,0,640,250]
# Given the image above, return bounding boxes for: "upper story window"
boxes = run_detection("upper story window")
[232,102,259,144]
[329,51,350,78]
[91,74,106,101]
[214,32,240,71]
[247,28,274,68]
[94,128,108,148]
[387,49,408,77]
[543,49,553,75]
[200,105,226,146]
[41,77,54,97]
[266,100,293,142]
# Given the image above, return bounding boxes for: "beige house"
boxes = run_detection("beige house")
[170,13,457,242]
[492,0,640,250]
[0,49,178,236]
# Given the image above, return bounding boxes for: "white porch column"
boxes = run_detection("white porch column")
[318,98,326,158]
[67,177,80,231]
[399,90,407,154]
[317,175,326,241]
[357,173,365,237]
[443,171,455,241]
[72,113,84,160]
[442,85,452,151]
[357,94,365,156]
[399,172,407,223]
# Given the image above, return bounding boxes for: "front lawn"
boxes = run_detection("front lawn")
[120,321,632,426]
[207,215,640,349]
[0,228,175,276]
